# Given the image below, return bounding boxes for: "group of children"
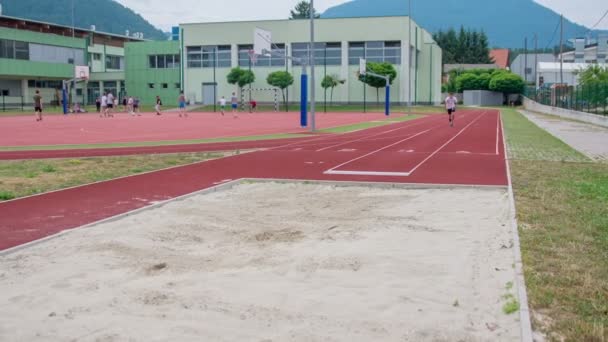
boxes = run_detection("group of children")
[218,92,257,118]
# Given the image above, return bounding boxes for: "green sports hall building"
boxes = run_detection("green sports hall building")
[1,14,442,108]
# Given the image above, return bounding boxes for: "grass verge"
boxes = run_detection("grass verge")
[319,114,422,133]
[0,152,229,200]
[502,108,607,341]
[0,133,305,152]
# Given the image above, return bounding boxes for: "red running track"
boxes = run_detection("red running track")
[0,111,391,147]
[0,109,507,251]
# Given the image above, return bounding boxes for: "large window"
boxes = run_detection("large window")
[30,43,84,65]
[187,45,231,68]
[105,55,124,70]
[0,39,29,60]
[292,42,341,66]
[348,41,401,65]
[27,80,63,89]
[238,43,285,67]
[149,54,180,69]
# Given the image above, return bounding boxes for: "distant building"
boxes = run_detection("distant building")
[510,53,555,84]
[536,62,590,87]
[0,14,144,106]
[489,49,509,69]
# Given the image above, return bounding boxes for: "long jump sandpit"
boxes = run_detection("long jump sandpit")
[0,182,521,341]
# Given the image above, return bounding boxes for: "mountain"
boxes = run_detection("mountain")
[322,0,605,48]
[1,0,167,40]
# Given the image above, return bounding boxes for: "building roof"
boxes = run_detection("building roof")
[490,49,510,69]
[0,14,146,42]
[537,62,591,72]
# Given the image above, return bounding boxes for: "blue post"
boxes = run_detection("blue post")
[62,82,68,115]
[385,85,390,116]
[300,74,308,127]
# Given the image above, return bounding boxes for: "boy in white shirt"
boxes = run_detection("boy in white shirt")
[445,93,458,127]
[219,96,226,116]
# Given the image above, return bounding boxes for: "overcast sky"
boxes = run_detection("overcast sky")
[116,0,608,31]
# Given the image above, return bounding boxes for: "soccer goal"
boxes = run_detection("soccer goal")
[239,87,280,112]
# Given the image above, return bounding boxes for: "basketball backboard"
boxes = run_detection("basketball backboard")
[75,65,90,80]
[254,27,272,56]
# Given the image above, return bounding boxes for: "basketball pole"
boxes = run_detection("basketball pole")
[309,0,316,132]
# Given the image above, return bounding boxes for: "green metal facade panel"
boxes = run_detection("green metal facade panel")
[0,59,73,78]
[0,27,85,48]
[125,41,180,105]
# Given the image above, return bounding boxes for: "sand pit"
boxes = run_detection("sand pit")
[0,182,521,341]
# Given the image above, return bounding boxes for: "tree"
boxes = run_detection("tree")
[434,26,493,65]
[321,75,345,106]
[576,65,608,107]
[455,73,480,92]
[267,71,294,111]
[227,67,245,87]
[489,73,525,95]
[289,1,320,19]
[238,70,255,88]
[358,62,397,105]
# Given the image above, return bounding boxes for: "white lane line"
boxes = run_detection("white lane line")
[406,111,488,176]
[496,110,500,155]
[323,129,431,175]
[314,116,442,152]
[324,170,410,177]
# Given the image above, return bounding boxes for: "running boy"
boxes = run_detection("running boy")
[100,92,108,117]
[230,92,238,118]
[178,92,188,117]
[219,96,226,115]
[106,92,115,117]
[155,95,162,115]
[33,90,43,122]
[445,93,458,127]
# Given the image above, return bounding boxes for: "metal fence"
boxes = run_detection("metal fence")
[525,84,608,116]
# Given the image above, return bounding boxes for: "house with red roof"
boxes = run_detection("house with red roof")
[490,49,510,69]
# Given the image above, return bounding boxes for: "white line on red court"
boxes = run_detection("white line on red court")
[496,111,501,156]
[406,110,489,176]
[323,129,432,176]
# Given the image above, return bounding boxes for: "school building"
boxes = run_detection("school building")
[1,15,442,108]
[0,14,143,109]
[124,16,442,106]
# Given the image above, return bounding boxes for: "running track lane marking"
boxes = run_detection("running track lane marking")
[323,129,432,177]
[406,110,489,176]
[314,117,441,152]
[496,111,501,155]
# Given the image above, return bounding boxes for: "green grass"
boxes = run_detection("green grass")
[319,114,422,133]
[0,133,305,152]
[503,299,521,315]
[502,108,608,341]
[0,152,229,200]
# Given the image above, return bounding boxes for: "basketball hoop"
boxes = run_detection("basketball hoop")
[248,49,258,65]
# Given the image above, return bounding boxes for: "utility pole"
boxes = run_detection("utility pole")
[309,0,316,132]
[524,37,528,83]
[408,0,412,114]
[559,14,564,85]
[534,33,538,87]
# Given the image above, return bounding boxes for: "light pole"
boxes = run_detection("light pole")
[408,0,412,114]
[309,0,316,132]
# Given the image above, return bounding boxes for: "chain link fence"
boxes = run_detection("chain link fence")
[525,84,608,116]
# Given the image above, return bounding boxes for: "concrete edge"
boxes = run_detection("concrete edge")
[242,178,508,191]
[1,178,508,257]
[501,112,534,342]
[0,179,244,257]
[523,97,608,128]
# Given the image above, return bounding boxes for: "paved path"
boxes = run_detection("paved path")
[520,110,608,162]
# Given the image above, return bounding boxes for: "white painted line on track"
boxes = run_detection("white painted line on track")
[323,129,431,175]
[406,111,488,176]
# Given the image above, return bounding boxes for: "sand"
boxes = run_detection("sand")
[0,182,521,341]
